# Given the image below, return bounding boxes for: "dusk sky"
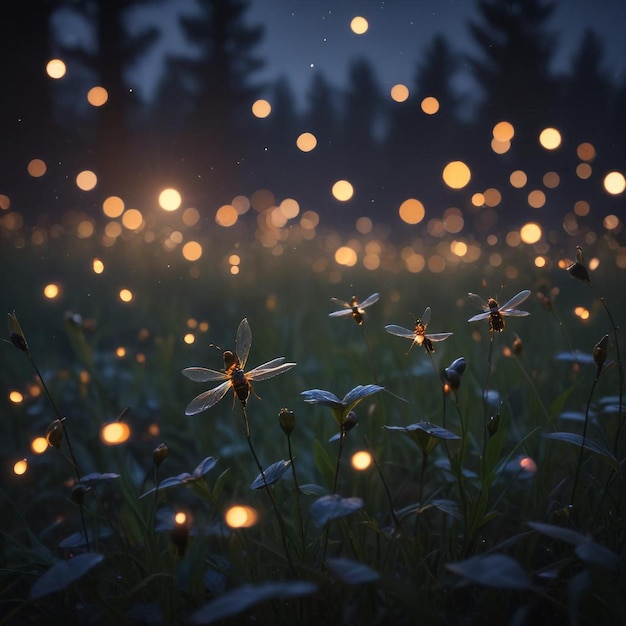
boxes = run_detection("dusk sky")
[129,0,626,107]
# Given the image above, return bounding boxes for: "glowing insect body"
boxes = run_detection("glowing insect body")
[329,293,380,326]
[182,318,295,415]
[467,290,531,332]
[385,307,453,354]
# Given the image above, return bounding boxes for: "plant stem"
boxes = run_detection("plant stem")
[481,334,495,471]
[287,433,306,556]
[413,452,428,543]
[360,325,379,385]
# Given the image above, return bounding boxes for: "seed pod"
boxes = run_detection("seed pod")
[443,357,467,391]
[487,413,500,437]
[46,419,65,448]
[71,483,88,506]
[566,246,591,285]
[593,334,609,376]
[8,312,29,354]
[278,408,296,435]
[343,411,359,432]
[152,443,169,467]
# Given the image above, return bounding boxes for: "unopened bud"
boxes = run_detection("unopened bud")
[152,443,169,467]
[46,419,65,448]
[278,408,296,435]
[566,246,591,285]
[8,312,29,354]
[71,483,88,506]
[593,334,609,375]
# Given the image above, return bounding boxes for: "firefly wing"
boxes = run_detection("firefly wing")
[468,293,489,311]
[500,289,531,312]
[425,332,453,342]
[330,297,352,309]
[467,311,491,323]
[246,357,296,382]
[421,306,432,325]
[235,318,252,369]
[359,293,380,309]
[185,380,232,415]
[182,367,229,382]
[385,325,417,340]
[329,309,354,318]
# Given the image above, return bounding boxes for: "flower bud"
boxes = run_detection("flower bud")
[8,312,29,354]
[593,334,609,376]
[278,408,296,435]
[443,357,466,391]
[152,443,169,467]
[566,246,591,285]
[71,483,88,506]
[46,419,65,448]
[343,411,359,432]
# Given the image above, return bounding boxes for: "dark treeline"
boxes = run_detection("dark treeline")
[1,0,625,236]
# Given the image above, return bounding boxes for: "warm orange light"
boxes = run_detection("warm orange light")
[332,180,354,201]
[334,246,358,266]
[574,306,590,320]
[46,59,66,79]
[87,86,108,106]
[450,240,468,257]
[102,196,124,218]
[296,132,317,152]
[520,457,537,473]
[159,188,182,211]
[350,16,368,34]
[520,222,542,244]
[510,170,527,188]
[390,84,409,102]
[9,390,24,403]
[442,161,471,189]
[174,512,187,525]
[539,127,562,150]
[27,159,47,177]
[577,142,596,161]
[576,163,592,179]
[527,190,546,208]
[399,198,425,224]
[76,170,97,191]
[92,258,105,274]
[182,241,202,261]
[603,171,625,195]
[183,333,195,344]
[251,99,271,118]
[13,459,28,475]
[216,204,238,227]
[31,437,48,454]
[603,214,620,230]
[492,121,514,141]
[491,138,510,154]
[119,288,133,303]
[100,422,131,445]
[225,505,259,528]
[121,208,143,230]
[421,96,439,114]
[351,450,372,471]
[43,283,60,299]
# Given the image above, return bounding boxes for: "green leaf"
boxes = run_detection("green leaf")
[79,472,120,484]
[250,460,292,490]
[192,581,317,624]
[30,553,104,599]
[313,439,335,490]
[544,432,619,470]
[298,483,328,496]
[549,385,575,422]
[384,422,460,455]
[446,554,532,590]
[327,557,379,584]
[310,494,364,527]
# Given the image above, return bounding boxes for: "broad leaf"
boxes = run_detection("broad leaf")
[192,581,317,624]
[310,494,364,527]
[446,554,532,590]
[545,432,619,470]
[140,456,218,498]
[78,472,120,484]
[250,459,291,490]
[327,557,379,584]
[30,553,104,599]
[298,483,328,496]
[385,422,459,456]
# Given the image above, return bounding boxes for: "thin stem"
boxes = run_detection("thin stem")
[287,434,305,556]
[481,334,495,469]
[360,325,379,385]
[413,452,428,542]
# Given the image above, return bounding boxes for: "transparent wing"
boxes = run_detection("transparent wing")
[182,367,228,382]
[467,311,491,323]
[247,358,296,382]
[330,297,352,309]
[185,381,232,415]
[468,293,489,311]
[501,309,530,317]
[235,318,252,369]
[425,332,453,342]
[421,306,431,325]
[500,289,531,312]
[359,293,380,309]
[329,309,354,318]
[385,325,417,340]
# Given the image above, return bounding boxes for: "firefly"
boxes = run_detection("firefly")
[467,290,531,332]
[385,307,453,354]
[329,293,380,326]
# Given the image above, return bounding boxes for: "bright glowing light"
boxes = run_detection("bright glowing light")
[182,241,203,261]
[31,437,48,454]
[229,254,241,265]
[332,180,354,201]
[76,170,97,191]
[103,196,124,218]
[350,16,368,34]
[159,188,182,211]
[520,457,537,473]
[492,121,514,141]
[100,422,131,445]
[279,198,300,219]
[251,99,271,118]
[399,198,425,224]
[87,86,108,106]
[527,190,546,208]
[46,59,66,79]
[334,246,358,266]
[296,132,317,152]
[216,204,238,227]
[510,170,527,188]
[119,288,133,303]
[539,127,562,150]
[442,161,471,189]
[184,333,195,344]
[27,159,47,177]
[421,96,439,114]
[574,306,590,320]
[174,512,187,525]
[92,258,105,274]
[122,208,143,230]
[351,451,372,471]
[390,84,409,102]
[603,171,626,195]
[450,240,468,257]
[534,256,546,268]
[43,283,60,299]
[9,390,24,403]
[13,459,28,475]
[520,222,542,244]
[471,193,485,206]
[225,505,259,528]
[116,346,126,358]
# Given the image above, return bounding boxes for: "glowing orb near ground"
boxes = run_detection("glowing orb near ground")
[159,188,182,211]
[182,241,203,261]
[332,180,354,201]
[350,16,368,34]
[520,222,542,244]
[87,86,108,106]
[334,246,358,266]
[603,171,625,195]
[31,437,48,454]
[296,132,317,152]
[13,459,28,475]
[390,84,409,102]
[9,390,24,403]
[442,161,471,189]
[76,170,97,191]
[100,422,131,445]
[46,59,66,79]
[539,128,562,150]
[492,121,514,141]
[399,198,425,224]
[103,196,124,218]
[225,505,259,528]
[216,205,238,227]
[421,96,439,114]
[43,283,60,299]
[119,288,133,303]
[351,451,372,471]
[251,99,271,118]
[175,512,187,525]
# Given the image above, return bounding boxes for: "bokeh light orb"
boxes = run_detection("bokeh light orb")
[539,127,562,150]
[100,422,131,445]
[390,84,409,103]
[492,121,514,141]
[296,132,317,152]
[251,99,271,118]
[87,86,108,106]
[603,171,625,195]
[350,16,368,34]
[13,459,28,475]
[421,96,439,114]
[216,204,238,227]
[520,222,543,244]
[334,246,358,266]
[103,196,125,218]
[442,161,471,189]
[225,505,259,528]
[46,59,66,79]
[31,437,48,454]
[119,288,133,303]
[182,241,203,261]
[43,283,60,299]
[159,188,182,211]
[27,159,47,177]
[76,170,97,191]
[332,180,354,201]
[351,451,372,471]
[399,198,425,224]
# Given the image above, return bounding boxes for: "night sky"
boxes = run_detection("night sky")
[129,0,626,107]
